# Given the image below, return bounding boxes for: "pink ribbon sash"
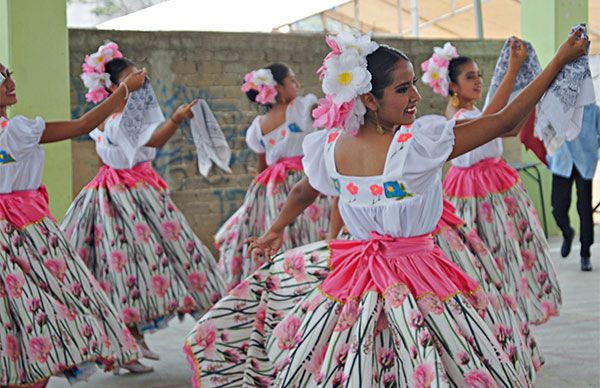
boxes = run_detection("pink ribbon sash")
[444,157,519,198]
[320,232,482,304]
[255,156,303,187]
[85,161,167,191]
[0,186,55,228]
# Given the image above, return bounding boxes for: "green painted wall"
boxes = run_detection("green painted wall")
[521,0,588,236]
[0,0,72,219]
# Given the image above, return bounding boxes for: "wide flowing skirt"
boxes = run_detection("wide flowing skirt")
[444,158,561,325]
[184,234,530,387]
[61,162,226,333]
[0,187,140,386]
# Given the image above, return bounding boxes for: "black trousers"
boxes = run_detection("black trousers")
[551,169,594,257]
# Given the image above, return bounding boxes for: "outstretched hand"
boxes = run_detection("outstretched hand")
[508,36,528,69]
[555,28,589,66]
[172,99,198,123]
[122,68,147,92]
[246,229,285,265]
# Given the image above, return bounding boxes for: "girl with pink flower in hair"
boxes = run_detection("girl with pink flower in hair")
[423,37,562,325]
[61,41,226,364]
[0,60,152,384]
[215,63,331,289]
[184,31,586,387]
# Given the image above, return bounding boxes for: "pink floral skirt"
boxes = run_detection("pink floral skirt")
[184,233,530,387]
[444,158,561,325]
[434,200,544,383]
[215,158,331,290]
[61,162,226,333]
[0,187,140,386]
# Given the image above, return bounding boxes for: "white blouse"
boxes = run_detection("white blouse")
[303,115,456,239]
[245,94,318,166]
[90,113,156,170]
[451,107,503,168]
[0,116,46,194]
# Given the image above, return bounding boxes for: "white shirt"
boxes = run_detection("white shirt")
[451,107,503,168]
[0,116,45,193]
[245,94,318,166]
[302,115,456,239]
[90,113,156,169]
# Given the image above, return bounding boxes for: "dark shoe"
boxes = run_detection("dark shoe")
[561,228,574,258]
[580,256,592,272]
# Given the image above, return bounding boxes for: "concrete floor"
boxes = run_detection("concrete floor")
[49,227,600,388]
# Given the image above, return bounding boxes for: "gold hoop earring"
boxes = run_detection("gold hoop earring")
[450,92,460,108]
[374,111,385,135]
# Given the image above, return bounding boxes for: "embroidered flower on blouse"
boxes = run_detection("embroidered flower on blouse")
[288,123,302,133]
[397,133,413,143]
[370,184,383,196]
[0,120,8,129]
[332,178,341,193]
[280,129,287,138]
[327,130,340,144]
[268,138,276,146]
[383,181,412,200]
[0,150,16,165]
[346,182,359,195]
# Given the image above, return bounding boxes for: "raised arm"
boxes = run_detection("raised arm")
[248,177,320,260]
[145,100,197,148]
[449,32,588,160]
[41,69,146,143]
[482,37,528,116]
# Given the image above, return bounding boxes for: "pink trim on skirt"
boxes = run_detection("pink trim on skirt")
[433,199,465,235]
[320,232,482,303]
[255,156,303,187]
[444,157,519,198]
[0,185,55,228]
[85,161,168,191]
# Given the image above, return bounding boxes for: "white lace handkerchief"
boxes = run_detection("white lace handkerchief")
[535,24,596,155]
[114,78,165,167]
[190,100,232,177]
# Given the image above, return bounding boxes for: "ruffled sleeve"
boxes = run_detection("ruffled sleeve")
[286,94,318,133]
[245,117,266,154]
[302,130,338,196]
[5,115,45,156]
[404,115,455,191]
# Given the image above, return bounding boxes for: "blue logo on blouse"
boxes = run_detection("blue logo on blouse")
[0,150,16,165]
[288,123,302,133]
[383,181,412,200]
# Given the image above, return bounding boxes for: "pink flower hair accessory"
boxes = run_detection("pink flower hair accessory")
[313,32,378,136]
[420,42,458,97]
[80,41,124,103]
[241,68,278,105]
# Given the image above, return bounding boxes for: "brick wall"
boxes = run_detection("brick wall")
[68,29,509,246]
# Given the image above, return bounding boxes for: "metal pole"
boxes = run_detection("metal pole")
[474,0,483,39]
[397,0,403,35]
[354,0,361,30]
[411,0,419,37]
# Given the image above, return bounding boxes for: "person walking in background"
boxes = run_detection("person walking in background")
[549,102,600,271]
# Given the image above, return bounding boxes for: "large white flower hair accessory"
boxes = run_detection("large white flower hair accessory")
[312,32,379,136]
[420,42,458,97]
[241,68,278,105]
[80,41,124,103]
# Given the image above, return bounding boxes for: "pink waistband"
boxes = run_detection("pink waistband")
[433,199,464,235]
[85,162,168,191]
[320,232,483,306]
[443,157,519,198]
[0,186,55,228]
[255,156,304,186]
